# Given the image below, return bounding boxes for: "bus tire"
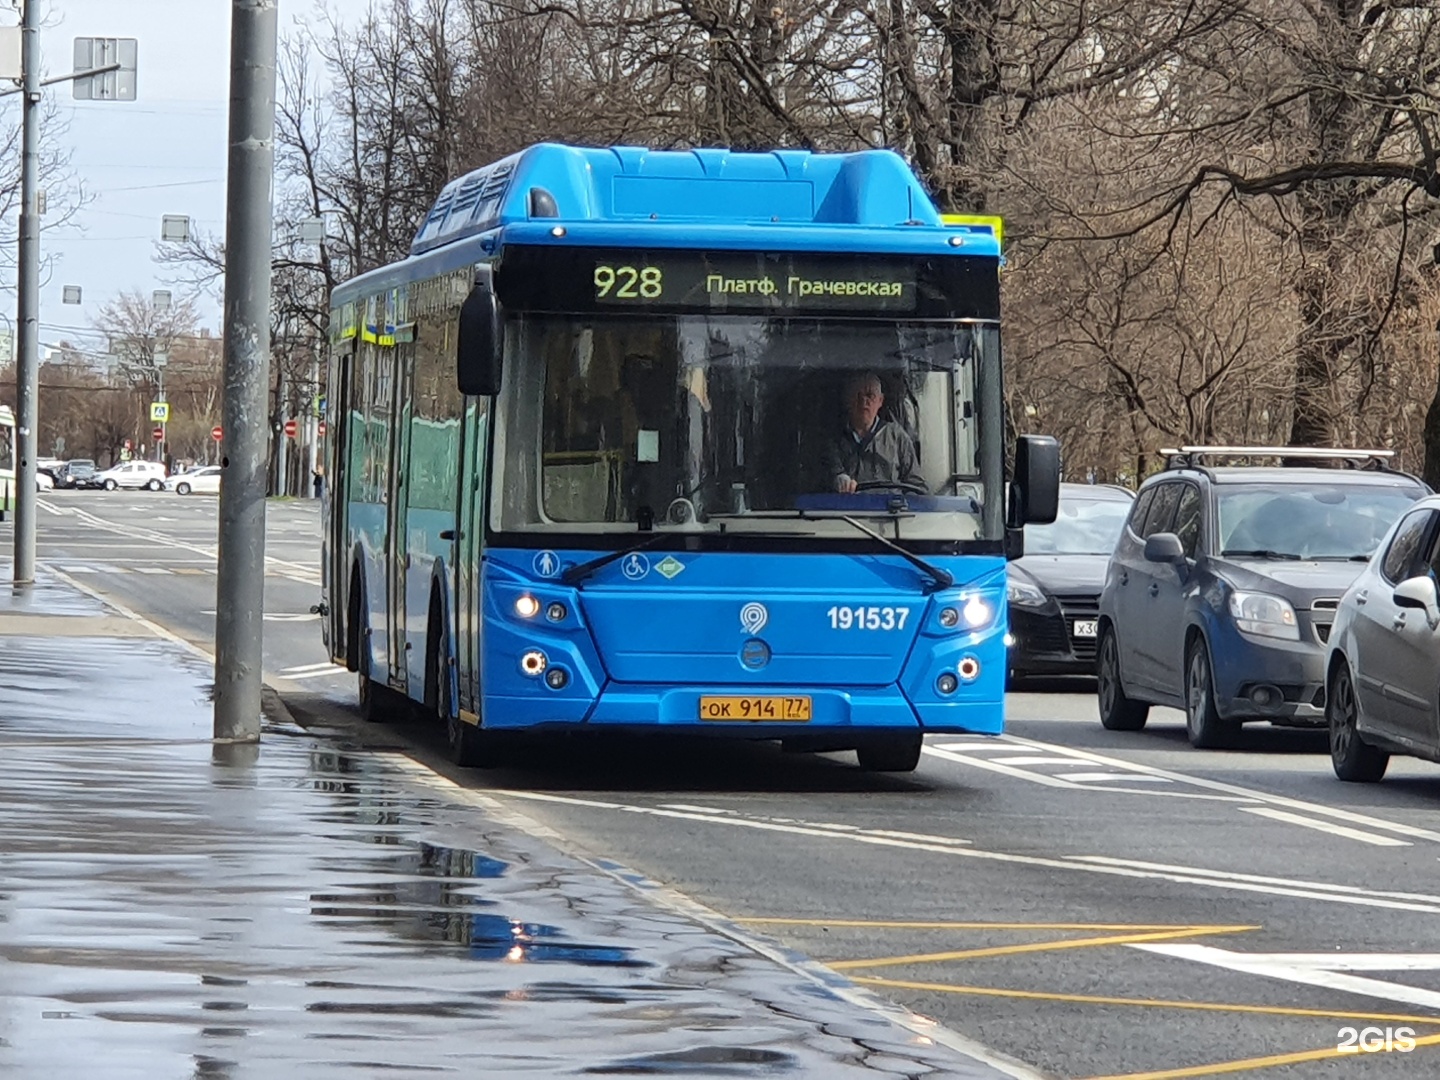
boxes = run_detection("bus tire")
[447,714,501,768]
[856,734,923,772]
[358,671,402,723]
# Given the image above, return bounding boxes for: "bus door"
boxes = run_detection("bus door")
[324,345,354,659]
[385,339,415,691]
[454,397,488,718]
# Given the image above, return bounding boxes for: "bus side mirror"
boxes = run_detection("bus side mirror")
[457,267,503,396]
[1009,434,1060,526]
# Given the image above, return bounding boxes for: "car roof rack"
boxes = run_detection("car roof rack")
[1159,446,1397,472]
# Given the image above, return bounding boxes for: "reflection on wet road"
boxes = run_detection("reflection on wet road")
[0,629,1014,1079]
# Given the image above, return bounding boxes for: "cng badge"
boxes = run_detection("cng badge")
[654,555,685,579]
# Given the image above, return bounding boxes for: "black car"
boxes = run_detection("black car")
[1007,483,1134,681]
[55,459,98,489]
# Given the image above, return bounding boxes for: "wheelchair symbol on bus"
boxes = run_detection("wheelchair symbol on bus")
[533,550,560,578]
[622,553,650,580]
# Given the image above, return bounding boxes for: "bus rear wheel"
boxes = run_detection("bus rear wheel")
[856,734,923,772]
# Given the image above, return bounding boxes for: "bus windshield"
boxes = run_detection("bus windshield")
[493,314,994,542]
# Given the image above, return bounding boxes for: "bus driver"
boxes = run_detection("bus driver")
[822,371,925,494]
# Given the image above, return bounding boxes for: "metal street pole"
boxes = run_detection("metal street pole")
[213,0,278,742]
[12,0,40,584]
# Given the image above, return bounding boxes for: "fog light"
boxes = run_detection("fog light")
[545,667,569,689]
[520,650,547,676]
[939,607,959,628]
[958,655,981,681]
[546,602,567,622]
[515,595,540,618]
[937,672,959,695]
[1003,632,1015,648]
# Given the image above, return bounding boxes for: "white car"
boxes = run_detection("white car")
[95,460,168,491]
[166,466,222,496]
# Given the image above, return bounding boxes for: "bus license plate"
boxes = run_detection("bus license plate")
[699,696,812,722]
[1072,620,1098,639]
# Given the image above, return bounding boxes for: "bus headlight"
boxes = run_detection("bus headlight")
[515,595,541,619]
[520,650,547,676]
[961,595,994,630]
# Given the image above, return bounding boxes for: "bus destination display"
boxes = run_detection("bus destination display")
[592,253,917,312]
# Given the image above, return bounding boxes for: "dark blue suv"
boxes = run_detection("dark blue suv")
[1096,448,1428,748]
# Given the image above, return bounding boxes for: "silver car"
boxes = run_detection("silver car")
[1326,494,1440,781]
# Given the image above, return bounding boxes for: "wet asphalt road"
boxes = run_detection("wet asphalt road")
[21,489,1440,1079]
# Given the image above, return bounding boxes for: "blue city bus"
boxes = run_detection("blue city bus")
[319,143,1058,771]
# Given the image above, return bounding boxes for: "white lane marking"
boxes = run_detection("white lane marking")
[999,732,1440,843]
[922,744,1083,789]
[37,499,66,516]
[278,668,348,682]
[132,567,173,575]
[378,756,1045,1080]
[440,783,1440,915]
[61,504,321,585]
[59,565,97,573]
[1136,944,1440,1013]
[987,755,1091,765]
[1070,856,1440,905]
[1240,806,1411,847]
[1166,952,1440,972]
[1058,773,1173,784]
[282,661,346,675]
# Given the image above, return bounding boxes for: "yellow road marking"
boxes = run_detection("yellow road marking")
[735,918,1236,931]
[828,926,1258,971]
[851,975,1440,1026]
[1080,1029,1440,1079]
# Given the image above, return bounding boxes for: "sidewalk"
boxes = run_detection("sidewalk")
[0,572,1044,1079]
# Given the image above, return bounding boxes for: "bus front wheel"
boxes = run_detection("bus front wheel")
[856,734,923,772]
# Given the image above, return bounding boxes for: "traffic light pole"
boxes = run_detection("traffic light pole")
[12,0,40,584]
[213,0,279,743]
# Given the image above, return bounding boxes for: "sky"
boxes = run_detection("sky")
[0,0,370,360]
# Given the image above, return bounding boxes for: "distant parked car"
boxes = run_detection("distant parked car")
[1007,483,1134,681]
[55,459,98,489]
[95,460,168,491]
[1325,494,1440,782]
[166,465,221,496]
[35,470,53,491]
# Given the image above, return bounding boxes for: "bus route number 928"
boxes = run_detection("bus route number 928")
[828,606,910,631]
[594,264,663,300]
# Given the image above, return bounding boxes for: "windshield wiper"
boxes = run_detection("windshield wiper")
[561,533,681,587]
[839,515,954,593]
[1220,548,1303,561]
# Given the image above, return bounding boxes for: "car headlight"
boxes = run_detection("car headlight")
[1007,576,1047,608]
[1228,590,1300,641]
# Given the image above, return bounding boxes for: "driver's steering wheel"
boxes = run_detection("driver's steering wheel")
[855,479,930,497]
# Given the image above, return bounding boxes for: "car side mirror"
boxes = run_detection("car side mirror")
[1393,575,1440,627]
[1144,532,1186,565]
[1009,434,1060,526]
[456,265,503,397]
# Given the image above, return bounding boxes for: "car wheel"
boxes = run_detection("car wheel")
[147,479,162,491]
[176,483,191,495]
[103,479,117,491]
[856,733,924,772]
[1328,661,1388,783]
[1185,637,1239,749]
[1097,626,1148,730]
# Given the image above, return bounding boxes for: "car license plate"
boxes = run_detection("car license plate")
[1072,620,1098,639]
[699,696,812,722]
